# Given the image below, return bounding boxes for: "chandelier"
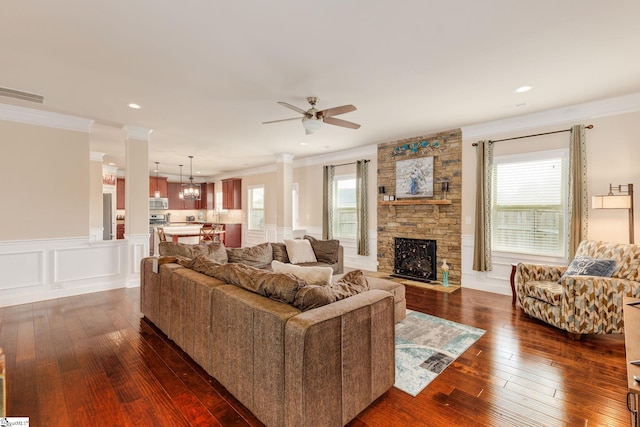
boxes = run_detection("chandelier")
[181,156,201,200]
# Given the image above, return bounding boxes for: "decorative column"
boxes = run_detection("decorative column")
[89,151,105,240]
[123,125,152,287]
[275,154,294,241]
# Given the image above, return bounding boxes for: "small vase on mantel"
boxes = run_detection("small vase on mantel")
[441,259,450,287]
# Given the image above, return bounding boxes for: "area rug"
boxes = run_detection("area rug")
[394,310,485,396]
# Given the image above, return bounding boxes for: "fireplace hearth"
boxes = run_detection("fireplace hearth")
[392,237,437,283]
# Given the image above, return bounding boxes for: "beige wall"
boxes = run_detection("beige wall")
[0,120,89,240]
[461,110,640,245]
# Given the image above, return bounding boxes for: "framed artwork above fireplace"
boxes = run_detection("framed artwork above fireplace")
[395,156,433,198]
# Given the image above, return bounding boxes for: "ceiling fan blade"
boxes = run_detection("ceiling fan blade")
[323,116,361,129]
[277,101,308,115]
[318,104,356,118]
[262,117,302,124]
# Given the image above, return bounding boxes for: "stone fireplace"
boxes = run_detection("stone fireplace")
[393,237,437,282]
[377,128,462,286]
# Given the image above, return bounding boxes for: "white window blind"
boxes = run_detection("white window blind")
[492,149,568,256]
[333,175,356,238]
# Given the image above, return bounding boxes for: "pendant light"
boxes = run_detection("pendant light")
[183,156,201,200]
[178,164,185,199]
[154,162,160,198]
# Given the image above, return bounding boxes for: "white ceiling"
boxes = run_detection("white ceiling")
[2,1,640,177]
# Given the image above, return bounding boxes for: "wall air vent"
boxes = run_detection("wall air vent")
[0,86,44,104]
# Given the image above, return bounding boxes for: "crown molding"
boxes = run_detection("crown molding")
[122,125,153,141]
[0,102,94,132]
[293,144,378,168]
[462,92,640,140]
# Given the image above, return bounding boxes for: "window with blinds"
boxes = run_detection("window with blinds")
[491,149,568,256]
[333,175,357,238]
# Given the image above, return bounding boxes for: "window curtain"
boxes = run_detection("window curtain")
[322,165,335,239]
[568,124,588,258]
[473,140,493,272]
[356,160,369,256]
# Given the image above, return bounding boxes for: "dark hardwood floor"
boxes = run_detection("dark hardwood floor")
[0,284,630,426]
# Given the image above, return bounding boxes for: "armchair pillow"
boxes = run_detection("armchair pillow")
[558,256,616,283]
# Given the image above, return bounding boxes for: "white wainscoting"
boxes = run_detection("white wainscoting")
[461,234,568,296]
[0,236,145,307]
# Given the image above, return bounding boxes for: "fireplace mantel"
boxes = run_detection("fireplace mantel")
[378,199,452,206]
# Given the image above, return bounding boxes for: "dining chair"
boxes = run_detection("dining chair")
[157,226,167,242]
[200,226,215,243]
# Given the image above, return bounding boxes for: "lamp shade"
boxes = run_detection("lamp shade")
[302,117,322,133]
[592,194,631,209]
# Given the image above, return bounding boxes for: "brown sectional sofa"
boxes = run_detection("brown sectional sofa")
[140,241,406,426]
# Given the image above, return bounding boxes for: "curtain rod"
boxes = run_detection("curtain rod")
[327,159,370,167]
[471,124,593,146]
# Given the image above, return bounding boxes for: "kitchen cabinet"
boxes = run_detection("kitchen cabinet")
[149,176,168,198]
[223,223,242,248]
[116,178,125,209]
[222,178,242,210]
[201,183,215,210]
[168,182,185,209]
[116,224,125,239]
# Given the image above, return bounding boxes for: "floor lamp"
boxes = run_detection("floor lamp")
[592,183,634,244]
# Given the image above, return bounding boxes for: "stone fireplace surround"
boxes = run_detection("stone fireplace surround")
[377,129,462,286]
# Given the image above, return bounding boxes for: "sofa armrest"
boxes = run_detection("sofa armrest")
[284,290,394,427]
[516,262,567,285]
[562,276,640,334]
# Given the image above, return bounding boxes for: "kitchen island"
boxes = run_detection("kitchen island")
[164,226,225,243]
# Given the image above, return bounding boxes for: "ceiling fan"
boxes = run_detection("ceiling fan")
[263,97,361,135]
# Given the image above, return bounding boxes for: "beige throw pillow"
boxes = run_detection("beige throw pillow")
[284,239,317,264]
[271,260,332,286]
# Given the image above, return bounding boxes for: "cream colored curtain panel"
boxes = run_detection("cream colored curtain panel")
[568,124,588,258]
[356,160,369,256]
[322,165,334,239]
[473,140,493,272]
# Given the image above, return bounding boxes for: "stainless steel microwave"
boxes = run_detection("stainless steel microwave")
[149,198,169,210]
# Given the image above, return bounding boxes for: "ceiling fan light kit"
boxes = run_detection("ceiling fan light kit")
[263,96,361,134]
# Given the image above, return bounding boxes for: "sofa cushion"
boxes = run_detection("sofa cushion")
[271,242,291,263]
[575,240,640,281]
[523,281,563,307]
[159,241,228,263]
[558,256,616,283]
[271,260,333,287]
[284,239,317,264]
[226,242,273,268]
[293,269,370,311]
[304,235,340,264]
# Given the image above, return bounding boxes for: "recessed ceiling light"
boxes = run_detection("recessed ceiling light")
[514,86,533,93]
[299,142,308,146]
[128,103,141,109]
[108,162,116,166]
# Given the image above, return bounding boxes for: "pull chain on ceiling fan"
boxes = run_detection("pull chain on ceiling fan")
[263,96,361,135]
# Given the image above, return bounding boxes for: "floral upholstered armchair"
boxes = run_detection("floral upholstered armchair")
[516,240,640,335]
